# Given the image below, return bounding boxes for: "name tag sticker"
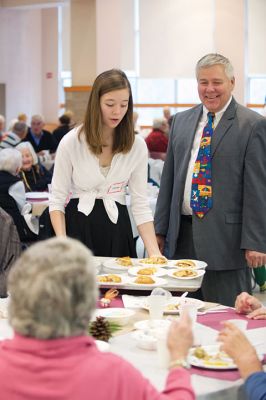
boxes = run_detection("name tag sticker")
[107,181,127,194]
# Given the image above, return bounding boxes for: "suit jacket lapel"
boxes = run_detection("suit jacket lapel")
[177,105,202,186]
[211,98,237,156]
[186,105,203,149]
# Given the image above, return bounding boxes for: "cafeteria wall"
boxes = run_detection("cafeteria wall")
[0,5,59,124]
[0,0,266,125]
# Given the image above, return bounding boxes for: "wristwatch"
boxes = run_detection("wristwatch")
[169,358,190,369]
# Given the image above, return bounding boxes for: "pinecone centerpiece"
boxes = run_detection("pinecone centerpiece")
[89,316,112,342]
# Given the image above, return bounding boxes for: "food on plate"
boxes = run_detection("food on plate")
[173,269,198,278]
[193,347,208,359]
[115,256,133,267]
[139,256,167,265]
[175,260,196,268]
[165,303,179,311]
[97,275,122,283]
[192,347,232,367]
[134,276,155,284]
[137,267,157,275]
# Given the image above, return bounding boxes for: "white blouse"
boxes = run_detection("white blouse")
[49,127,153,225]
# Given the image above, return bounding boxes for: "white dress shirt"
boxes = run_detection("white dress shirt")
[49,127,153,225]
[182,97,232,215]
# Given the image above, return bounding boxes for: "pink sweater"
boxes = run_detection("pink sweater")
[0,334,195,400]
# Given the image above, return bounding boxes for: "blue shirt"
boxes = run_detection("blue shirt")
[245,371,266,400]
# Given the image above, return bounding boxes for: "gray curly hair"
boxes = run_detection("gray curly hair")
[196,53,234,80]
[8,237,98,339]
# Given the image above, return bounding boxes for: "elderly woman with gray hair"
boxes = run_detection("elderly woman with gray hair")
[16,141,52,192]
[0,148,39,242]
[0,237,195,400]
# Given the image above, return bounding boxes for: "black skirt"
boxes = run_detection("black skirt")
[65,199,137,257]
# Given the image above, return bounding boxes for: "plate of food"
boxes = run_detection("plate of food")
[103,257,135,271]
[128,276,168,288]
[167,269,205,280]
[138,256,168,267]
[96,274,129,286]
[189,345,240,370]
[168,259,207,269]
[141,296,204,315]
[128,266,167,277]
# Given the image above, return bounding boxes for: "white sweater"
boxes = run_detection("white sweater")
[49,128,153,225]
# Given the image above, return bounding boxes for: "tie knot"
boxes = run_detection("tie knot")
[207,112,215,123]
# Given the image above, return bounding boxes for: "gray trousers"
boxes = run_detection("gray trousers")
[173,216,252,307]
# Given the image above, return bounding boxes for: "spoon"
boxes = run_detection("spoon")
[180,291,188,300]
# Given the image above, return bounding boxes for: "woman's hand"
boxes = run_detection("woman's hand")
[167,311,193,362]
[218,321,262,379]
[235,292,262,314]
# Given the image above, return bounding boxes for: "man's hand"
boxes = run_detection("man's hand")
[245,250,266,268]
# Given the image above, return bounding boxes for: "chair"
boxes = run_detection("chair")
[0,207,21,297]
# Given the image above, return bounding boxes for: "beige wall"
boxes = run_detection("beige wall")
[71,0,96,85]
[215,0,245,103]
[1,0,68,7]
[0,8,43,123]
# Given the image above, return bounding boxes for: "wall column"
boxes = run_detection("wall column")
[65,0,96,123]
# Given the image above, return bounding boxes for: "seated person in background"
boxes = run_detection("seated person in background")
[133,111,141,135]
[0,148,39,242]
[145,118,169,159]
[0,236,195,400]
[0,114,6,141]
[23,114,57,154]
[16,141,52,192]
[218,322,265,400]
[0,122,27,149]
[163,106,173,128]
[235,291,266,320]
[17,112,28,125]
[53,110,74,146]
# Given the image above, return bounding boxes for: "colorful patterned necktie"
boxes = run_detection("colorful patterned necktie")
[190,112,215,218]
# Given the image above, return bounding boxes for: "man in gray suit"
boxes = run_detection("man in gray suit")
[154,54,266,306]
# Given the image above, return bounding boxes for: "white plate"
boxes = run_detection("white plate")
[95,340,110,352]
[128,276,168,288]
[94,308,135,326]
[131,330,157,350]
[142,297,204,315]
[103,258,135,271]
[167,269,205,280]
[96,274,129,286]
[168,259,207,269]
[128,266,167,277]
[134,319,171,331]
[93,257,104,267]
[189,345,256,370]
[138,258,169,268]
[25,192,49,201]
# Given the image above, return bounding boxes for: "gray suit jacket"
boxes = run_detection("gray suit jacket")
[154,98,266,270]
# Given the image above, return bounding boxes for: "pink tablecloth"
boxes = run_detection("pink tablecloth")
[197,308,266,331]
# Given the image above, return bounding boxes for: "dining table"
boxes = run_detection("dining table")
[97,295,266,400]
[0,293,265,400]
